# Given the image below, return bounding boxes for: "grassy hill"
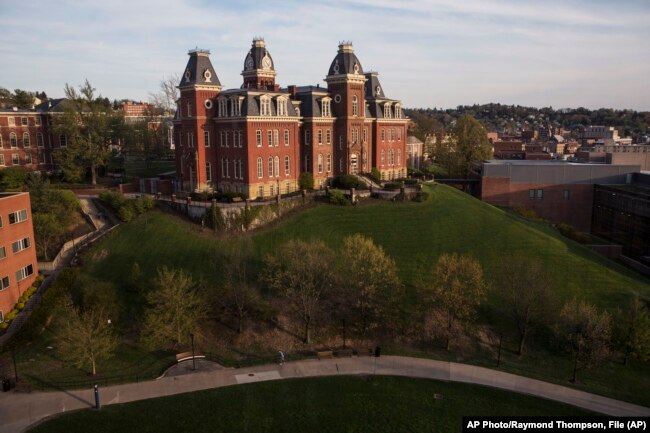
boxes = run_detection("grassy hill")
[15,184,650,403]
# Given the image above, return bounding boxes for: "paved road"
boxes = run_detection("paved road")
[0,356,647,432]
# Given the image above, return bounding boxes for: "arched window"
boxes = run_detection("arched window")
[326,154,332,172]
[23,133,30,147]
[10,133,18,148]
[352,95,358,116]
[317,154,323,173]
[257,157,263,178]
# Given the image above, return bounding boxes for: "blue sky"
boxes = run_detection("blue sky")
[1,0,649,110]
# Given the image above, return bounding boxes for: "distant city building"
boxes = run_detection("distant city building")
[575,144,650,171]
[173,39,409,197]
[476,160,640,231]
[0,192,38,322]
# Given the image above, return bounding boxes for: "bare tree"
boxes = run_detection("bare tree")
[220,240,261,334]
[555,300,611,383]
[149,74,180,114]
[261,240,335,344]
[497,258,555,356]
[426,253,486,351]
[55,295,118,375]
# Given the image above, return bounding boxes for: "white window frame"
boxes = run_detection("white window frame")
[12,154,20,165]
[268,157,273,178]
[326,154,332,172]
[15,264,34,282]
[284,156,290,176]
[284,129,290,146]
[318,154,323,173]
[12,237,31,253]
[23,132,30,147]
[10,133,18,148]
[257,157,263,178]
[274,156,280,178]
[0,276,9,291]
[256,130,262,147]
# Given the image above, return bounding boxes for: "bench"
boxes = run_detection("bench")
[316,350,334,360]
[175,352,206,363]
[334,349,354,358]
[355,348,374,357]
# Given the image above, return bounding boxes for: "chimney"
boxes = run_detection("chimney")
[288,85,297,97]
[274,84,280,92]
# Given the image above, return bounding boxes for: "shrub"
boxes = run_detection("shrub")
[298,172,314,191]
[328,189,349,206]
[557,223,591,244]
[5,310,17,322]
[332,175,362,189]
[413,191,430,202]
[512,206,546,222]
[370,168,381,183]
[118,205,135,222]
[384,182,402,191]
[204,203,226,231]
[16,302,25,310]
[404,179,418,186]
[0,322,8,330]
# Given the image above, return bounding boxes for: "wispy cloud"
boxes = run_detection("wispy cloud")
[1,0,648,109]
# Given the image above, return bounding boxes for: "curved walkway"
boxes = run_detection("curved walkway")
[1,356,648,432]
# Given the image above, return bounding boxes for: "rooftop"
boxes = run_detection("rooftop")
[482,160,640,167]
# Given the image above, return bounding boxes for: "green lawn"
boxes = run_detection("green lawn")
[14,184,650,403]
[28,376,593,433]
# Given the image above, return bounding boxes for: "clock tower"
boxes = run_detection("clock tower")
[325,42,368,175]
[242,38,277,90]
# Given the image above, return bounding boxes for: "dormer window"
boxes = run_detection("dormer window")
[321,98,331,117]
[383,103,392,119]
[218,97,227,117]
[276,97,288,116]
[260,96,271,116]
[395,104,401,119]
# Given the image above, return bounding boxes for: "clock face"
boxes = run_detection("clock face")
[262,55,272,69]
[245,54,254,70]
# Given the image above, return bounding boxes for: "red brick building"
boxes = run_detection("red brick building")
[173,39,409,198]
[0,100,71,172]
[477,160,641,231]
[0,192,38,322]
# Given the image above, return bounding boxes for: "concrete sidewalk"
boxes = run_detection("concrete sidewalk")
[0,356,647,432]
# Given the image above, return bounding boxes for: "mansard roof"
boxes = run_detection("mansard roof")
[242,38,275,73]
[179,49,221,89]
[213,89,299,118]
[294,86,330,118]
[327,42,364,77]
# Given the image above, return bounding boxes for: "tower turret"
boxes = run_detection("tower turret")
[242,38,277,90]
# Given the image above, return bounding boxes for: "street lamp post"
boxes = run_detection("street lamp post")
[190,333,196,371]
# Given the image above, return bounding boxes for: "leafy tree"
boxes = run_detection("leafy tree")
[496,258,555,356]
[13,89,33,109]
[0,167,27,191]
[337,234,401,336]
[426,253,486,350]
[141,267,208,349]
[262,240,336,344]
[53,80,122,185]
[33,213,65,261]
[298,172,314,190]
[55,295,118,375]
[435,114,491,178]
[555,300,611,383]
[613,296,650,365]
